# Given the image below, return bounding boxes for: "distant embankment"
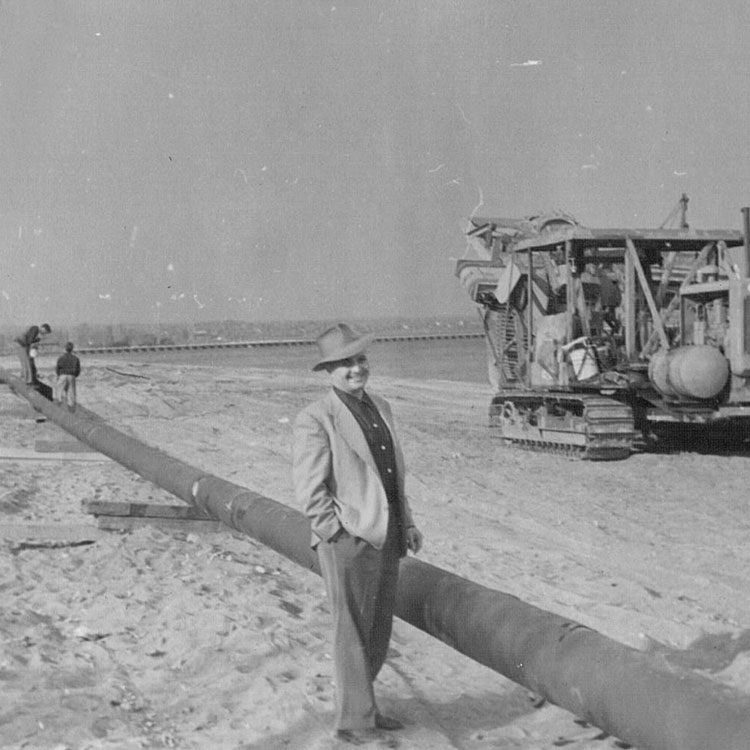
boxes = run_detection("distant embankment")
[77,332,484,355]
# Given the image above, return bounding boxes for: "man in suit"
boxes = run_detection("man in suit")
[293,323,423,745]
[55,341,82,410]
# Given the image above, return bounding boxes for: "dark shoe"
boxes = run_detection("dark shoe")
[335,729,398,748]
[335,728,380,745]
[375,714,404,731]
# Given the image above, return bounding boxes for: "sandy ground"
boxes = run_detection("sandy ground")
[2,355,750,750]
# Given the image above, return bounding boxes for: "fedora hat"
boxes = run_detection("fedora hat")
[312,323,374,371]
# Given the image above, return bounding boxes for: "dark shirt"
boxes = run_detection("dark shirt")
[334,388,405,553]
[333,388,400,505]
[56,352,81,377]
[15,326,40,348]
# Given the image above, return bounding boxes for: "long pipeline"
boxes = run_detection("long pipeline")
[4,372,750,750]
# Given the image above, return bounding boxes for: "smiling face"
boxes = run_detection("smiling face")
[328,353,370,397]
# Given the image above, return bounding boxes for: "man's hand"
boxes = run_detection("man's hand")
[328,526,346,543]
[406,525,423,554]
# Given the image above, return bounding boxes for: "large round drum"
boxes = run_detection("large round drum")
[648,345,729,400]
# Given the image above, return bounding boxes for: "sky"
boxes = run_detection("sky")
[2,0,750,327]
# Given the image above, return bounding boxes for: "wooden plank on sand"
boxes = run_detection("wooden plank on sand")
[35,439,98,453]
[82,500,214,520]
[84,501,223,533]
[1,522,103,544]
[96,516,224,533]
[0,448,110,461]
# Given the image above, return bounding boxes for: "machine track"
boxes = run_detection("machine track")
[489,391,635,460]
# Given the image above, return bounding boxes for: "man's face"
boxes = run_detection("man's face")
[329,353,369,397]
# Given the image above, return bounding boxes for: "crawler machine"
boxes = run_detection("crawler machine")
[456,197,750,458]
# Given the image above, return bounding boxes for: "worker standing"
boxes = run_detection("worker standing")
[55,342,81,410]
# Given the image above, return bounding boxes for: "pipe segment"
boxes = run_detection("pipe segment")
[396,558,750,750]
[4,371,750,750]
[190,475,319,574]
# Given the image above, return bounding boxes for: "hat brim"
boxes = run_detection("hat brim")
[312,333,375,371]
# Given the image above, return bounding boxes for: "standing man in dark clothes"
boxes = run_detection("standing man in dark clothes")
[14,323,51,384]
[55,342,81,410]
[293,323,423,745]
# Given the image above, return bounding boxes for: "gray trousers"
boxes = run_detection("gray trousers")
[56,374,77,408]
[317,511,400,730]
[16,343,32,384]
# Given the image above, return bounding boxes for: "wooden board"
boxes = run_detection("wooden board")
[0,448,111,462]
[1,522,103,544]
[96,517,224,533]
[82,500,213,520]
[35,439,98,453]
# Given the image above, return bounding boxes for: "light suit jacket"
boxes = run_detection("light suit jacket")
[292,389,414,553]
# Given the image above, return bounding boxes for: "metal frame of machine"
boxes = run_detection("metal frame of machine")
[456,199,750,458]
